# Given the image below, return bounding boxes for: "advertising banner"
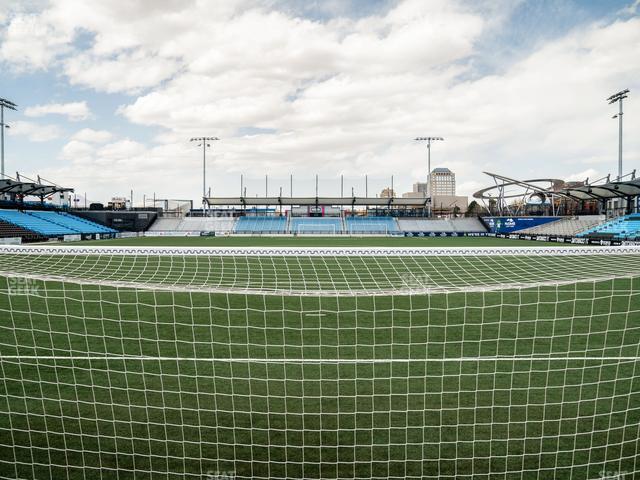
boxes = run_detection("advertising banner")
[484,216,561,233]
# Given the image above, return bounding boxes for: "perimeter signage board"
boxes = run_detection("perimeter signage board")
[484,216,560,233]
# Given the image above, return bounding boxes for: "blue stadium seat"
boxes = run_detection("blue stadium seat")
[0,209,117,237]
[28,211,116,235]
[578,214,640,239]
[0,210,77,236]
[344,216,399,233]
[234,216,287,233]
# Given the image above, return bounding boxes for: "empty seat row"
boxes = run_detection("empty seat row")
[234,216,287,233]
[517,216,604,237]
[0,209,116,237]
[344,216,399,233]
[30,211,116,234]
[397,218,486,232]
[0,219,46,240]
[232,216,401,234]
[148,217,236,232]
[578,214,640,239]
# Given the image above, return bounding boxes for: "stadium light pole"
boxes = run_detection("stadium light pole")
[607,89,629,181]
[190,137,219,209]
[0,97,18,178]
[415,136,444,217]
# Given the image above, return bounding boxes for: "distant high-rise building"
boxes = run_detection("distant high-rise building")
[413,182,428,196]
[380,187,395,198]
[401,167,465,216]
[429,167,455,196]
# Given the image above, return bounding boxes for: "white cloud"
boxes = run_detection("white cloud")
[114,12,640,199]
[3,1,639,202]
[24,101,91,121]
[60,140,94,161]
[565,168,600,183]
[63,51,181,94]
[8,120,62,142]
[0,12,73,70]
[49,138,198,200]
[71,128,113,143]
[97,139,147,159]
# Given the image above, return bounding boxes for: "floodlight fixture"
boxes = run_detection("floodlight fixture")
[607,89,630,180]
[190,136,220,207]
[0,97,17,178]
[607,89,629,104]
[414,136,444,217]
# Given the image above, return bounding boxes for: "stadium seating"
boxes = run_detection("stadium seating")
[30,211,116,234]
[148,217,182,231]
[234,216,287,233]
[345,216,399,233]
[0,209,116,237]
[397,218,486,232]
[578,214,640,239]
[0,219,46,241]
[290,217,343,234]
[515,215,604,237]
[0,210,77,236]
[149,217,236,233]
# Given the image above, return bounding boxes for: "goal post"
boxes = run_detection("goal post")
[294,222,338,234]
[0,245,639,479]
[347,222,389,235]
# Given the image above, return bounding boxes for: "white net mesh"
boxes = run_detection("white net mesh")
[0,245,639,479]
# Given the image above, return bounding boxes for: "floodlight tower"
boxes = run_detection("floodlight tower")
[415,136,444,217]
[607,89,629,181]
[190,136,219,209]
[0,97,18,178]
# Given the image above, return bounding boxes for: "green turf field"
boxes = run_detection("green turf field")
[74,235,549,247]
[0,246,639,479]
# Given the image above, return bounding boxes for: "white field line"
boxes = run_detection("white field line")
[0,269,638,297]
[1,356,638,362]
[1,245,640,257]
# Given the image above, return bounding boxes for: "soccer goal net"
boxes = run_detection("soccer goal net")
[347,222,389,235]
[0,245,639,480]
[295,223,338,234]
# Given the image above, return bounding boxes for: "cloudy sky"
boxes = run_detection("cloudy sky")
[1,0,639,204]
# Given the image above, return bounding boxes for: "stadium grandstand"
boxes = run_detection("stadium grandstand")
[148,216,236,234]
[578,213,640,240]
[509,215,604,237]
[6,168,640,244]
[0,175,117,242]
[471,171,640,243]
[234,216,288,233]
[4,171,640,244]
[146,214,496,236]
[398,217,486,233]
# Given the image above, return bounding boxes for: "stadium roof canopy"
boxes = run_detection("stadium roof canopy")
[553,178,640,201]
[0,178,74,197]
[205,196,430,207]
[473,171,640,203]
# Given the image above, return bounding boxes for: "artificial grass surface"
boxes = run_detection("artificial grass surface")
[0,248,638,479]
